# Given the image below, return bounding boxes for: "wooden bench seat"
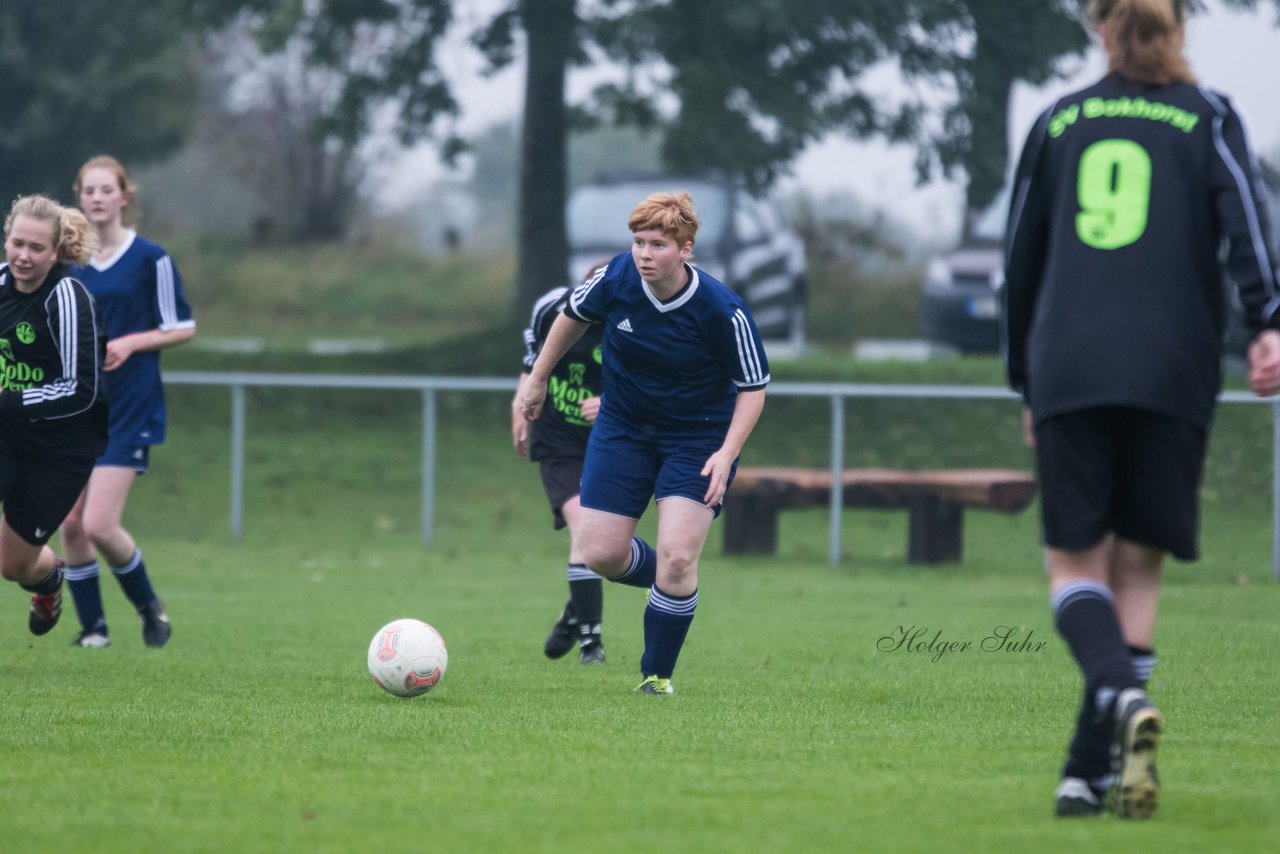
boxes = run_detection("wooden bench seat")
[722,467,1037,564]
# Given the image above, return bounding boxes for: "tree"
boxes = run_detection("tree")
[187,0,460,243]
[0,0,197,206]
[921,0,1280,232]
[925,0,1088,231]
[588,0,949,190]
[477,0,579,313]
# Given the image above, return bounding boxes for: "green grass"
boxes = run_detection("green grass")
[1,376,1277,852]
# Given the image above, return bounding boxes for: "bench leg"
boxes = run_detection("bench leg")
[907,498,963,564]
[722,496,780,555]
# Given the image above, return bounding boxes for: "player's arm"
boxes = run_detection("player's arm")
[106,252,196,370]
[512,371,531,456]
[520,312,590,421]
[1210,99,1280,338]
[701,388,766,507]
[1002,106,1055,400]
[104,326,195,371]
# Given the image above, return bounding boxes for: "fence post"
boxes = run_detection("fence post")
[422,387,437,548]
[829,394,845,567]
[231,383,245,541]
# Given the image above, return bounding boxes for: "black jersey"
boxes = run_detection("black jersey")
[521,285,603,460]
[0,264,108,456]
[1003,73,1279,428]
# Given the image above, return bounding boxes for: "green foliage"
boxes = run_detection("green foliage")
[0,0,197,205]
[589,0,943,189]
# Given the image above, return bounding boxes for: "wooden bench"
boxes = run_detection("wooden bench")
[722,467,1037,564]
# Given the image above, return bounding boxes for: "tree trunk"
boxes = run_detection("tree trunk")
[514,0,574,315]
[961,14,1014,238]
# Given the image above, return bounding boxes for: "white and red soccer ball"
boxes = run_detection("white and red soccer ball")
[367,619,448,698]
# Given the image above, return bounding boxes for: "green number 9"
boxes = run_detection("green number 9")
[1075,139,1151,250]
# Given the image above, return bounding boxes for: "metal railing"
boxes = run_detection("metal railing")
[165,371,1280,580]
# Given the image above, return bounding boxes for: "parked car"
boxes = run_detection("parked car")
[918,187,1008,354]
[919,164,1280,355]
[566,170,807,350]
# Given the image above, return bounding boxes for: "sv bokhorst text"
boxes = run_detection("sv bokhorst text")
[877,626,1048,663]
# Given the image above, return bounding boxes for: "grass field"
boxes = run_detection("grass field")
[2,375,1278,853]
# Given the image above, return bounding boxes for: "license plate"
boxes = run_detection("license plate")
[966,296,997,318]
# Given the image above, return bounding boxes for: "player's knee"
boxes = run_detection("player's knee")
[659,545,698,586]
[60,514,88,544]
[580,539,629,577]
[0,559,28,582]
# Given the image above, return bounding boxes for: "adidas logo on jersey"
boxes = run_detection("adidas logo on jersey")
[616,318,634,333]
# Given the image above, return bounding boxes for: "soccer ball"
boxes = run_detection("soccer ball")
[367,619,448,698]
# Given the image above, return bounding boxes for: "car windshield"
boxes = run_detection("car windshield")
[567,179,729,247]
[971,185,1013,242]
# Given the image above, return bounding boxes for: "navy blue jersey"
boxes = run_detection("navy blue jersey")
[1003,74,1279,428]
[72,231,194,446]
[521,285,604,460]
[565,252,769,430]
[0,264,108,456]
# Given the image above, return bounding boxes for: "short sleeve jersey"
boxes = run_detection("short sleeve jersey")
[1003,73,1280,428]
[521,285,604,460]
[72,230,195,446]
[565,251,769,430]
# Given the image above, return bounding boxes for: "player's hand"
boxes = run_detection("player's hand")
[104,339,134,371]
[512,413,529,457]
[519,378,548,421]
[580,395,600,423]
[1021,407,1036,448]
[1248,329,1280,396]
[700,449,736,508]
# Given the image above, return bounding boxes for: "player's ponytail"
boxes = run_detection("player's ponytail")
[1086,0,1195,86]
[4,195,99,266]
[56,207,97,266]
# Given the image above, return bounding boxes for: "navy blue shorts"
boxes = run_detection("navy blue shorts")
[579,410,736,520]
[96,443,150,473]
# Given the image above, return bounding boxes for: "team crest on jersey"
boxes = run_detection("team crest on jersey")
[15,322,34,344]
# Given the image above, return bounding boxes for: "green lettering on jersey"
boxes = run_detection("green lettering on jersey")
[1075,139,1151,250]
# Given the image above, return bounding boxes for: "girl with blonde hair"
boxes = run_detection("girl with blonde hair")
[0,195,109,637]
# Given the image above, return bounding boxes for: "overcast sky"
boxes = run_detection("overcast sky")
[380,0,1280,244]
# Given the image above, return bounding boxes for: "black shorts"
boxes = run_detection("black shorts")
[0,438,96,546]
[1034,407,1206,560]
[537,456,584,530]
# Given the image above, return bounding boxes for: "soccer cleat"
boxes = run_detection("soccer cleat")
[28,569,64,636]
[543,600,577,659]
[138,598,172,648]
[1109,687,1163,819]
[71,630,112,649]
[634,675,674,696]
[579,638,606,665]
[1054,777,1104,817]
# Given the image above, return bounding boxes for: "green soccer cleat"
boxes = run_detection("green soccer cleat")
[1109,687,1163,819]
[634,675,674,696]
